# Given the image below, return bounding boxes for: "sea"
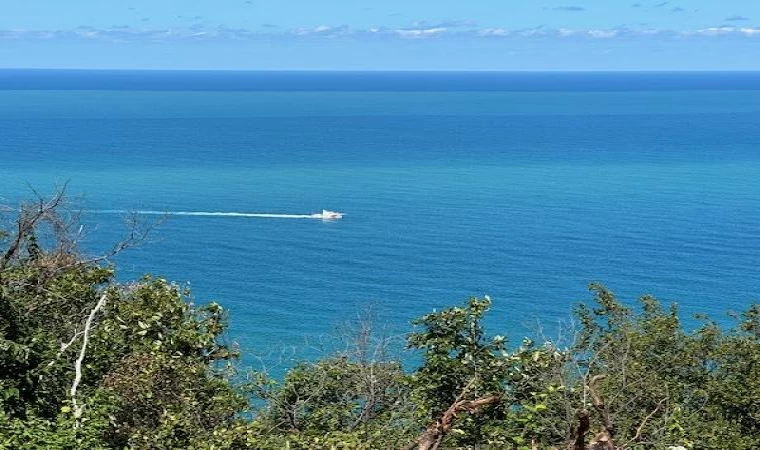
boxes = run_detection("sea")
[1,70,759,368]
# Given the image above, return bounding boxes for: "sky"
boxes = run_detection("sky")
[1,0,759,70]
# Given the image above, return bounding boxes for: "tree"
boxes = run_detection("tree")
[0,190,254,449]
[3,189,759,449]
[566,284,760,450]
[403,297,568,450]
[251,310,413,449]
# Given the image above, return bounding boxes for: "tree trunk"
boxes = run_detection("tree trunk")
[568,408,590,450]
[402,395,501,450]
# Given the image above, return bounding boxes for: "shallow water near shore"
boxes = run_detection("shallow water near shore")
[1,71,759,368]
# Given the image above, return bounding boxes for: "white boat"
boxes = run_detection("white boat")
[316,209,344,220]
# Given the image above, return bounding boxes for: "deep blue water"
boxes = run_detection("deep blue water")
[4,69,760,92]
[1,71,759,366]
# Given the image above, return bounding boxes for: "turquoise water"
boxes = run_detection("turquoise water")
[1,72,759,364]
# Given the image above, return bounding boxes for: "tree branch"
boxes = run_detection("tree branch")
[622,397,667,449]
[402,391,502,450]
[0,187,67,273]
[588,374,616,450]
[44,328,83,370]
[567,408,590,450]
[71,292,108,426]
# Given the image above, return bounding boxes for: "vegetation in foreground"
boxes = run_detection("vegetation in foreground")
[1,192,758,450]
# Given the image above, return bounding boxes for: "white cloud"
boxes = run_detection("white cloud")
[740,27,760,36]
[394,27,447,39]
[637,28,663,35]
[411,20,476,28]
[588,29,619,39]
[514,27,547,37]
[2,23,760,43]
[478,28,510,37]
[289,25,352,38]
[692,26,739,36]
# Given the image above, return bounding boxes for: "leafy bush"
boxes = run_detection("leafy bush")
[2,193,758,449]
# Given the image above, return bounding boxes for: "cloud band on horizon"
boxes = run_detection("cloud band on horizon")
[2,24,760,43]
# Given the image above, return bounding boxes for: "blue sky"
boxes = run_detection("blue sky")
[1,0,759,70]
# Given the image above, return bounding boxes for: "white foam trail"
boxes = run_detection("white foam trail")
[87,210,326,219]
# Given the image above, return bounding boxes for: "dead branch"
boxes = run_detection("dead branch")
[402,392,502,450]
[587,374,615,450]
[66,211,166,269]
[0,187,67,273]
[71,292,108,426]
[567,408,590,450]
[44,327,84,371]
[621,397,667,449]
[0,186,162,292]
[589,430,615,450]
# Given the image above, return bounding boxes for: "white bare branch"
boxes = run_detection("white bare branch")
[70,292,108,425]
[44,327,83,371]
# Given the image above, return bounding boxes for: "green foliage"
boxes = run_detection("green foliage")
[253,355,414,449]
[0,410,110,450]
[573,284,760,450]
[405,297,507,447]
[405,297,574,449]
[2,195,760,449]
[256,357,401,431]
[407,297,506,415]
[0,199,252,449]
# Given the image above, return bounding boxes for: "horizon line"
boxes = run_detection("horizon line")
[3,68,760,73]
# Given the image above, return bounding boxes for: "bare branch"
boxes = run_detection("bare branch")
[44,328,84,371]
[587,374,616,450]
[622,397,668,449]
[71,292,108,426]
[567,409,590,450]
[402,377,501,450]
[74,211,166,268]
[0,186,67,272]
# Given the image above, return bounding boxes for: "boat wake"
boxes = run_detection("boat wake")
[87,209,343,220]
